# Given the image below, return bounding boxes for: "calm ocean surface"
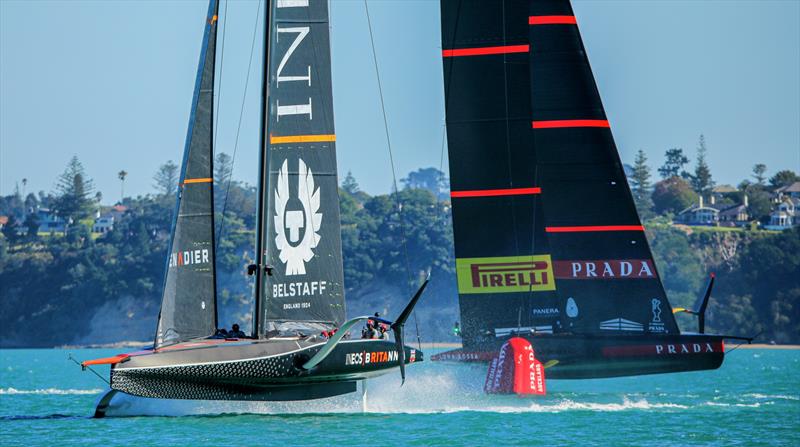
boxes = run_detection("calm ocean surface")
[0,347,797,446]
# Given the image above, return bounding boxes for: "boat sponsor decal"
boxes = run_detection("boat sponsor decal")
[566,297,579,318]
[345,350,399,367]
[430,351,497,362]
[648,298,666,333]
[532,307,559,317]
[553,259,656,280]
[484,338,546,395]
[599,318,644,332]
[274,158,322,275]
[603,342,723,357]
[455,255,556,294]
[494,325,553,337]
[168,247,211,268]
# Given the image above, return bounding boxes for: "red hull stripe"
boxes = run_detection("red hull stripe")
[546,225,645,233]
[442,45,530,57]
[532,119,610,129]
[529,15,577,25]
[451,187,541,198]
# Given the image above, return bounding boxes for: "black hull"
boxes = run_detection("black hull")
[110,338,421,401]
[431,333,724,379]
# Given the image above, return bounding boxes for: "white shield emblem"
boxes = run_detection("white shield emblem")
[274,158,322,275]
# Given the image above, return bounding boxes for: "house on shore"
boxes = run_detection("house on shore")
[764,197,799,231]
[775,181,800,200]
[675,195,751,227]
[92,204,128,234]
[36,208,66,233]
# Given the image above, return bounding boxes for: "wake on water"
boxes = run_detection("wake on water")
[7,359,795,418]
[75,365,743,417]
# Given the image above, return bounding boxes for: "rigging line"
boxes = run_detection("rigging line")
[68,354,109,386]
[363,0,420,348]
[215,0,263,249]
[212,0,229,157]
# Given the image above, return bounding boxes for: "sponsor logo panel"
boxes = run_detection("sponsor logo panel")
[168,247,211,268]
[345,350,399,366]
[455,255,556,294]
[553,259,657,280]
[603,342,722,357]
[648,298,666,333]
[599,318,644,332]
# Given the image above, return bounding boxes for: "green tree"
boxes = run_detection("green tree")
[53,156,96,221]
[752,164,767,185]
[118,170,128,202]
[23,212,40,239]
[401,167,449,199]
[214,153,233,187]
[630,149,654,219]
[769,170,799,189]
[744,185,771,222]
[342,170,360,195]
[658,148,690,179]
[691,134,714,196]
[652,177,698,215]
[153,160,179,196]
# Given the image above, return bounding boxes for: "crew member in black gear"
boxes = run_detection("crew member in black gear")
[228,324,246,338]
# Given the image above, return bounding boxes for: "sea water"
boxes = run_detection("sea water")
[0,347,797,446]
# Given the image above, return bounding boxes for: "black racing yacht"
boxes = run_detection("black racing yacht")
[431,0,749,379]
[82,0,425,417]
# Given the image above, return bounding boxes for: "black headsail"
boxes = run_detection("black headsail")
[255,0,345,333]
[155,0,220,348]
[440,0,679,350]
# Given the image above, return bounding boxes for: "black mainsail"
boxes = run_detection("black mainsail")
[155,0,220,348]
[441,0,682,353]
[256,0,346,332]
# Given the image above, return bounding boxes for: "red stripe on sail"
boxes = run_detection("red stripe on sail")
[529,16,577,25]
[545,225,645,233]
[451,187,541,198]
[442,45,530,57]
[532,119,610,129]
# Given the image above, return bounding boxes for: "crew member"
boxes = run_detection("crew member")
[211,328,228,339]
[228,324,246,338]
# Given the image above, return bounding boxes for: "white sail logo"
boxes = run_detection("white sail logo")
[274,158,322,275]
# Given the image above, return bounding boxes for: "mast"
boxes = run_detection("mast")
[253,0,272,338]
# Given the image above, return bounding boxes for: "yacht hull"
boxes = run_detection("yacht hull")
[431,333,724,379]
[109,338,421,401]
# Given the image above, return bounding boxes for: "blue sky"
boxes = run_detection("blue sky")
[1,0,798,201]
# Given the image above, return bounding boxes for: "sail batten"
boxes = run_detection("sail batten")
[441,0,679,348]
[155,0,220,348]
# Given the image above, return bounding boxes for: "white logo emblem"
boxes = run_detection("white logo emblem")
[566,297,579,318]
[651,299,662,323]
[648,298,666,333]
[274,158,322,275]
